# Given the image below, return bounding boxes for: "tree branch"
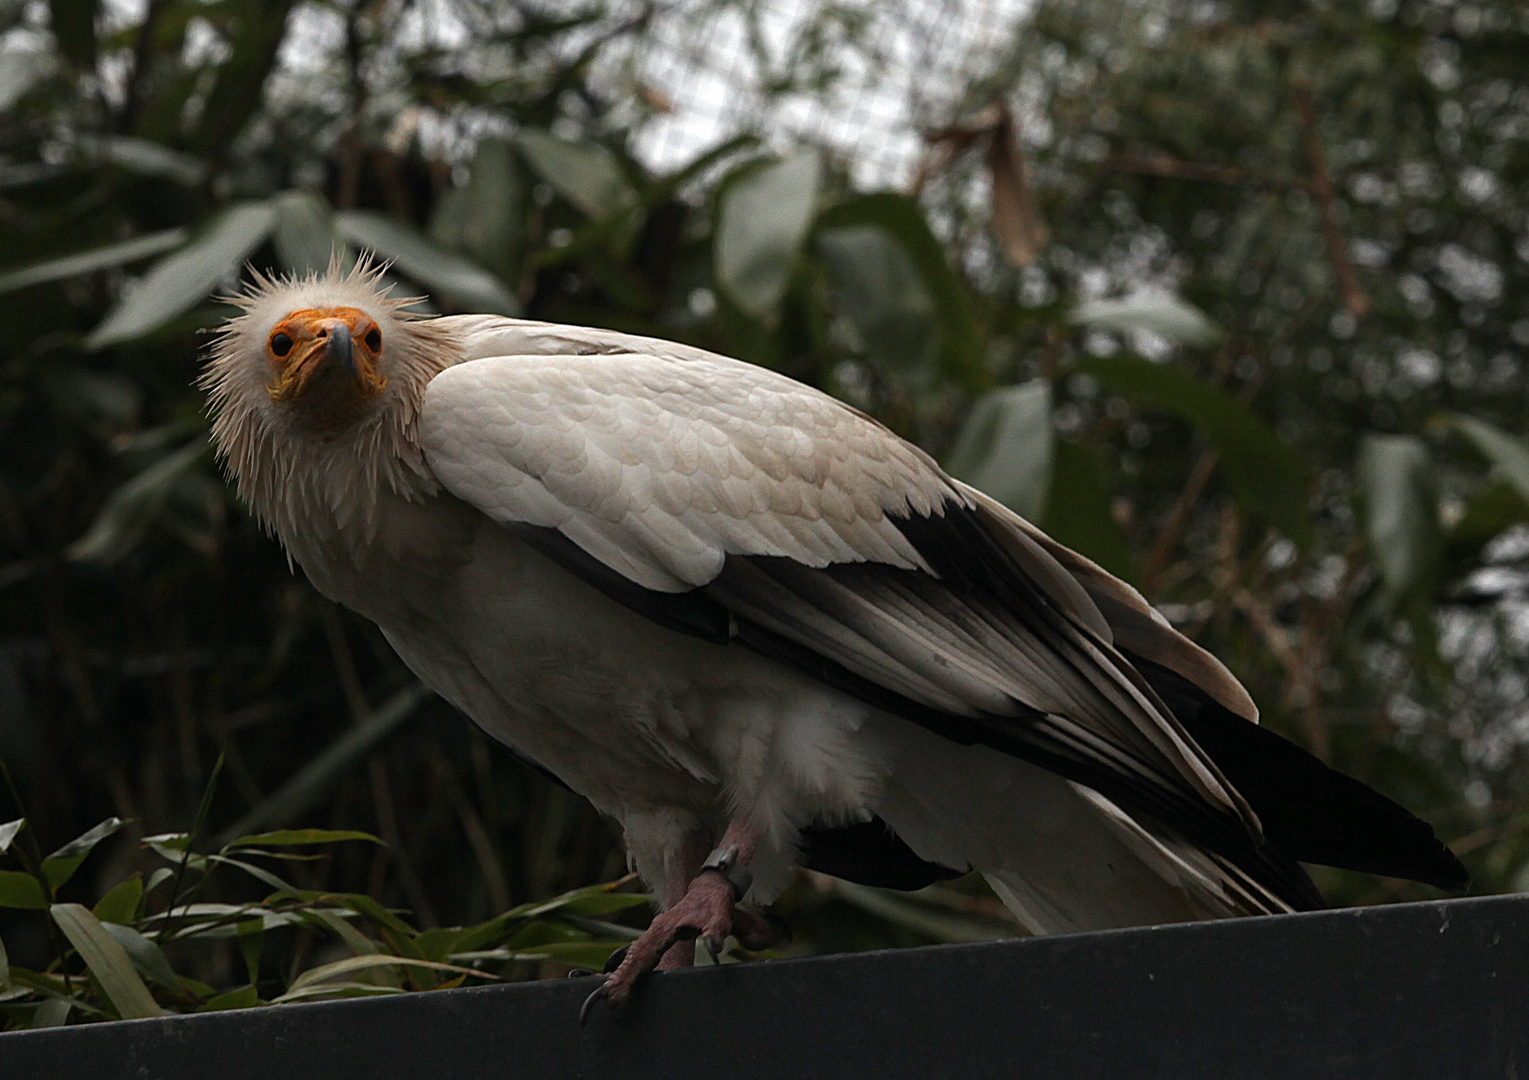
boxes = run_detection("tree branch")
[1294,84,1369,319]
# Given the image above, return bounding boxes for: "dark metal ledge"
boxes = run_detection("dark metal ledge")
[2,895,1525,1079]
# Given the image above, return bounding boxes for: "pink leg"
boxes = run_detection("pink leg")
[588,819,761,1015]
[655,833,705,971]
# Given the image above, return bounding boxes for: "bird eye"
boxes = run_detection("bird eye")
[270,332,294,357]
[364,328,382,352]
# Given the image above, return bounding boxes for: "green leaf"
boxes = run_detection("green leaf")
[0,36,52,114]
[99,922,181,991]
[277,954,495,999]
[476,941,625,969]
[85,136,205,186]
[817,193,985,391]
[333,211,519,315]
[266,981,403,1004]
[551,892,652,917]
[0,229,189,295]
[227,829,382,848]
[514,130,635,221]
[1071,292,1222,348]
[1076,354,1311,546]
[1042,441,1137,583]
[454,136,527,281]
[1448,479,1529,554]
[1446,415,1529,504]
[140,832,191,852]
[50,903,164,1018]
[42,816,124,893]
[0,818,23,856]
[236,917,264,986]
[199,984,260,1012]
[30,999,71,1028]
[0,871,47,909]
[88,201,276,348]
[817,225,936,379]
[272,191,338,277]
[68,440,210,565]
[714,154,821,321]
[945,381,1053,521]
[92,875,143,925]
[0,927,9,991]
[1359,435,1441,599]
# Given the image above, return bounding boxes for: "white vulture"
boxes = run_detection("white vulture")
[203,262,1465,1012]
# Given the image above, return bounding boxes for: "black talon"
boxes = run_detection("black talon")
[602,946,628,974]
[579,979,609,1026]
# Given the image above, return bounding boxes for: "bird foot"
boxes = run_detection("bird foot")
[598,868,737,1010]
[581,841,788,1022]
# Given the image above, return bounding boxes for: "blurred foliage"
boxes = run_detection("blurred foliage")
[0,789,647,1026]
[2,0,1529,1025]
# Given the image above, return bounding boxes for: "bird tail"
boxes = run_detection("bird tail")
[1128,652,1469,891]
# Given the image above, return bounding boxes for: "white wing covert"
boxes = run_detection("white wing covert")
[420,349,956,593]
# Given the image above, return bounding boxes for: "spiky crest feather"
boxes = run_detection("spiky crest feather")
[201,257,460,549]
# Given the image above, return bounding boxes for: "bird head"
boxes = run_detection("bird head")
[202,258,458,534]
[204,257,448,433]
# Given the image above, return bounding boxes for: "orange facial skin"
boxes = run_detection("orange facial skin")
[266,306,387,402]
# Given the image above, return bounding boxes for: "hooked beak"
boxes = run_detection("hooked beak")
[267,306,387,403]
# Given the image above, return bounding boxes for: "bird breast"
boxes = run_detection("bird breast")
[290,482,889,853]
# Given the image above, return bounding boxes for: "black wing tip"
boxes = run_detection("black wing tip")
[1126,651,1472,892]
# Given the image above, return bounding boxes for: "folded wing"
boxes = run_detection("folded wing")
[419,325,1463,906]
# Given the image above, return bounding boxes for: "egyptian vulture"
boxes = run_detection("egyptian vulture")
[203,262,1465,1011]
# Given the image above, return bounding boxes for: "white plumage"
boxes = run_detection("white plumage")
[203,263,1463,1005]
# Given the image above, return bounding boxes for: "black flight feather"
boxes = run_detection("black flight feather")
[1124,653,1468,890]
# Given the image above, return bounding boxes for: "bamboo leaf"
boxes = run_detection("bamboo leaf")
[514,130,635,221]
[456,136,527,280]
[1076,354,1311,545]
[1359,434,1441,599]
[50,903,164,1018]
[0,871,47,909]
[1042,443,1136,583]
[68,441,210,565]
[199,984,260,1011]
[92,874,143,925]
[0,818,23,855]
[85,136,205,186]
[817,225,936,379]
[88,201,276,347]
[227,829,382,848]
[31,999,71,1028]
[278,954,496,998]
[816,193,985,390]
[266,981,403,1004]
[272,191,338,277]
[715,154,821,321]
[41,816,124,893]
[945,381,1053,521]
[333,211,519,315]
[1072,292,1222,348]
[1446,415,1529,504]
[0,229,188,295]
[99,922,181,991]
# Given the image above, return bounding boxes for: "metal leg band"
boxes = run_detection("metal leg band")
[699,844,753,900]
